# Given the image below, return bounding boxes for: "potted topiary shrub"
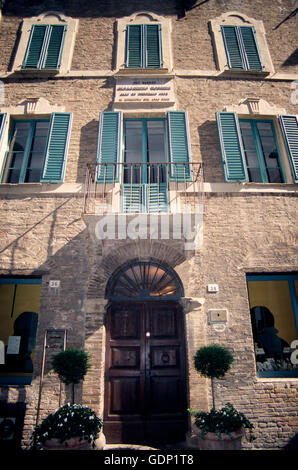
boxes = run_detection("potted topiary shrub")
[51,349,90,404]
[189,344,254,450]
[31,403,103,450]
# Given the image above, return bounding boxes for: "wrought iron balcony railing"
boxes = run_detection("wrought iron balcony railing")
[83,162,203,214]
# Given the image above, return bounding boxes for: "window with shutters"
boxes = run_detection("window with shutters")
[116,12,172,72]
[216,112,298,184]
[209,12,274,75]
[11,12,78,75]
[0,113,72,184]
[95,111,192,213]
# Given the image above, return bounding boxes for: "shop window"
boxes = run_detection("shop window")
[0,113,72,184]
[209,12,274,75]
[96,111,192,213]
[11,12,78,75]
[247,274,298,378]
[0,278,41,385]
[216,112,298,183]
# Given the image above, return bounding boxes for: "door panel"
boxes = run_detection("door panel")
[104,301,188,444]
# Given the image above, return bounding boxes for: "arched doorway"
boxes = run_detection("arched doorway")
[103,261,188,444]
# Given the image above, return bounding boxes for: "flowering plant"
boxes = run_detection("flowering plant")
[31,404,103,447]
[189,403,255,442]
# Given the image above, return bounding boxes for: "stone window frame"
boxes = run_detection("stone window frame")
[11,11,78,75]
[115,12,173,74]
[223,98,296,184]
[209,11,274,76]
[0,97,66,183]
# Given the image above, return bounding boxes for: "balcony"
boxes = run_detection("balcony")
[83,162,204,214]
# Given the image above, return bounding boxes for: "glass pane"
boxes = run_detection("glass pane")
[147,121,165,163]
[247,279,298,377]
[25,169,42,182]
[5,152,24,170]
[248,167,262,182]
[264,150,279,168]
[242,135,255,149]
[267,168,283,183]
[256,122,273,136]
[31,136,48,152]
[111,262,179,298]
[27,152,44,169]
[13,122,31,136]
[11,137,28,152]
[5,169,21,183]
[245,151,259,167]
[124,121,143,163]
[34,121,50,136]
[239,121,253,134]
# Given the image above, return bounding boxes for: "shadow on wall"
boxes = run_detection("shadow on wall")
[282,48,298,67]
[197,120,223,183]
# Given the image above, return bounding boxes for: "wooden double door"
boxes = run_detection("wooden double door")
[104,301,188,444]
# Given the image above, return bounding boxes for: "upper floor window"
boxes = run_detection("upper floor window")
[239,119,284,183]
[221,25,262,72]
[116,12,172,72]
[125,24,162,69]
[216,109,298,184]
[0,104,72,184]
[209,12,274,76]
[22,24,66,70]
[2,119,50,183]
[11,12,78,75]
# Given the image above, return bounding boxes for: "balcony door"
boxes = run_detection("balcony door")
[122,119,168,212]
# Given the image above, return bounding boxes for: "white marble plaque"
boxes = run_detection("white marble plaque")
[115,78,174,105]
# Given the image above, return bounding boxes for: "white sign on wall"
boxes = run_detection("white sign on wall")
[115,78,175,105]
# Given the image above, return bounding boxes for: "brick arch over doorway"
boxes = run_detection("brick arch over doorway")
[87,240,187,299]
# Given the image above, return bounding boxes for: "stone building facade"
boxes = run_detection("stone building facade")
[0,0,297,450]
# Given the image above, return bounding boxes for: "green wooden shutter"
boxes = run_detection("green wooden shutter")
[44,25,66,69]
[221,26,243,70]
[167,111,191,181]
[41,113,72,182]
[122,183,168,213]
[221,25,262,71]
[240,26,263,71]
[279,115,298,182]
[22,25,47,69]
[126,25,142,68]
[97,111,121,183]
[22,24,66,70]
[147,183,168,212]
[122,184,144,212]
[216,111,248,182]
[145,24,162,68]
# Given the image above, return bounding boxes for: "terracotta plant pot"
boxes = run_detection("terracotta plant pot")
[42,436,91,450]
[197,428,245,450]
